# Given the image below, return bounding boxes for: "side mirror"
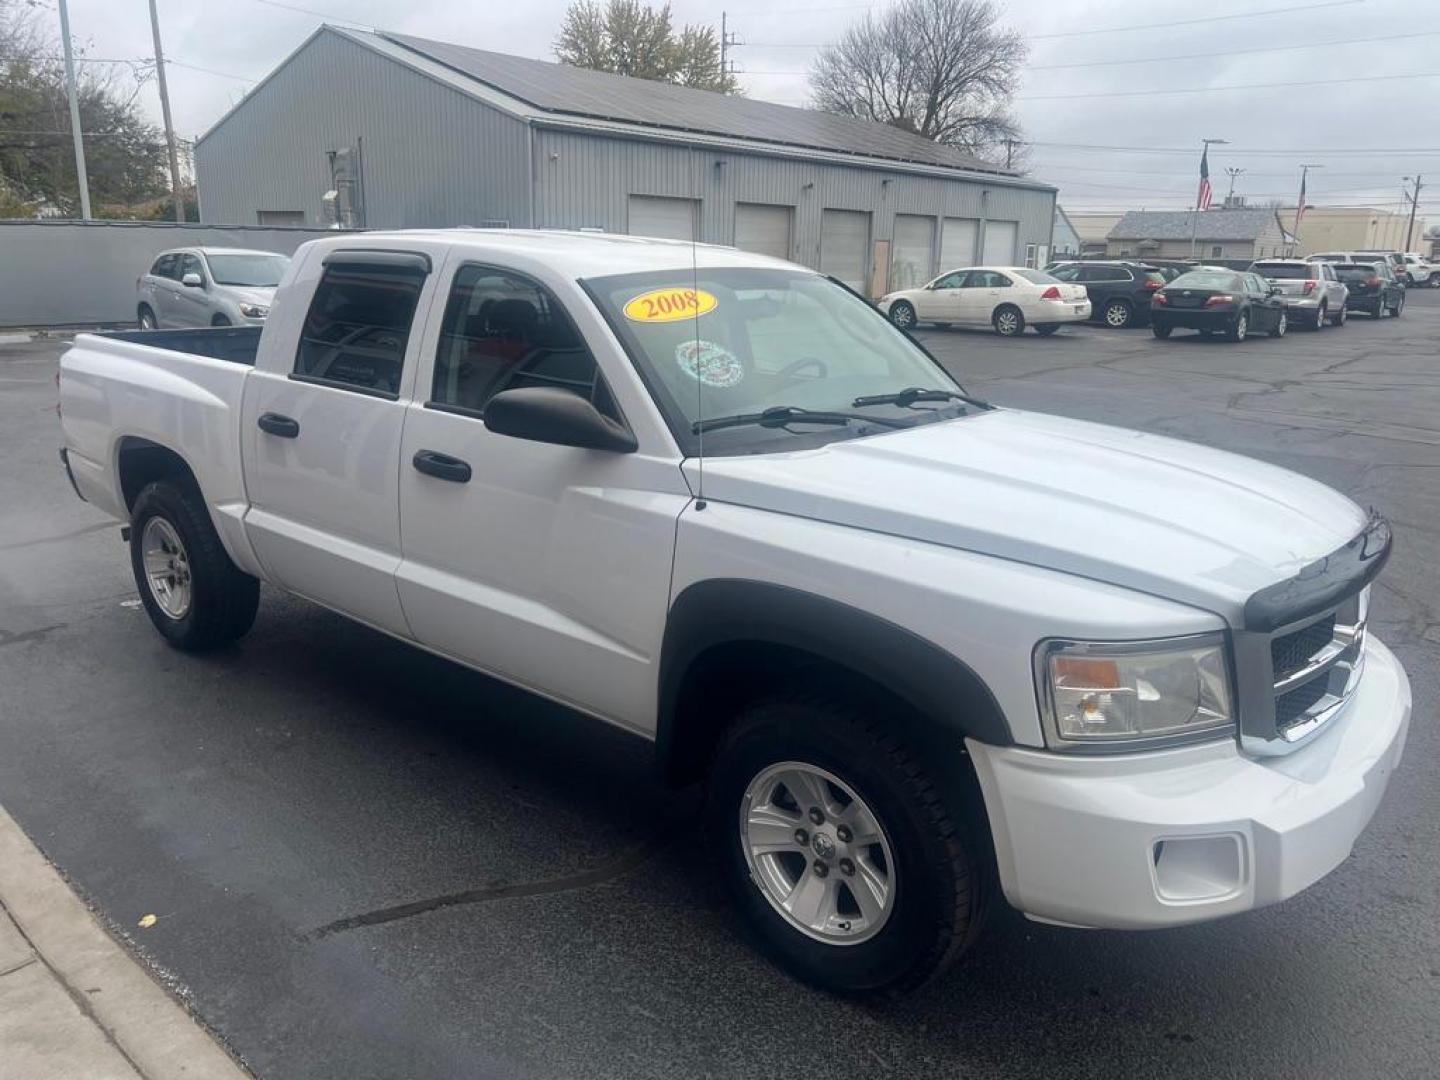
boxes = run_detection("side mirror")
[483,386,637,453]
[1269,285,1281,296]
[181,272,203,288]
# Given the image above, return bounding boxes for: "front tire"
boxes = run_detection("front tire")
[992,305,1024,337]
[888,301,917,331]
[138,305,156,330]
[709,690,986,994]
[1390,293,1404,317]
[129,480,259,651]
[211,314,232,328]
[1270,309,1288,338]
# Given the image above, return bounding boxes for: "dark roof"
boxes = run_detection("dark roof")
[377,31,1013,177]
[1108,209,1283,241]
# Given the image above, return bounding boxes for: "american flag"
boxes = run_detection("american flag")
[1197,147,1213,211]
[1295,170,1308,229]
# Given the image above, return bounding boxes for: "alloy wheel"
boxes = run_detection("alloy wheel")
[140,517,192,619]
[1104,302,1130,328]
[890,303,915,330]
[995,309,1020,336]
[739,761,896,945]
[1234,314,1247,341]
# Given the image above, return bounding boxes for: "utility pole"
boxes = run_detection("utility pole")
[56,0,91,220]
[1224,167,1245,204]
[1403,175,1424,251]
[1004,139,1018,170]
[1189,137,1227,259]
[720,12,738,87]
[148,0,185,222]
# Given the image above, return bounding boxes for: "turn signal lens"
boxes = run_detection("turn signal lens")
[1040,286,1061,299]
[1204,294,1235,307]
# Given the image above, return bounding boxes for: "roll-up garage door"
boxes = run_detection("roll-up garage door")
[734,203,793,261]
[982,220,1019,266]
[940,218,979,273]
[628,195,696,241]
[820,210,870,292]
[890,214,935,291]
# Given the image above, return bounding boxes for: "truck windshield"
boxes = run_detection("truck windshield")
[206,253,290,287]
[583,267,970,455]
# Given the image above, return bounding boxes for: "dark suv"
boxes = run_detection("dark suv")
[1333,261,1406,318]
[1047,260,1166,328]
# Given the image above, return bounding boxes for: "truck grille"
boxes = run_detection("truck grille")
[1268,591,1368,739]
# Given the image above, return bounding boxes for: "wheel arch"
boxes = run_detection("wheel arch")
[657,579,1012,787]
[115,436,200,512]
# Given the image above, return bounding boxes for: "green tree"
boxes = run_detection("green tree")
[1,0,171,216]
[555,1,738,94]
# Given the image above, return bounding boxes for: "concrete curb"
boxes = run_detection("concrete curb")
[0,806,250,1080]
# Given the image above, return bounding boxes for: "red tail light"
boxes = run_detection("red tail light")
[1302,281,1316,294]
[1144,280,1162,290]
[1367,277,1381,288]
[1040,285,1061,299]
[1204,294,1234,307]
[1153,292,1168,305]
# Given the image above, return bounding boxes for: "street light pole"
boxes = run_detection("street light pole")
[1403,175,1424,252]
[1190,137,1227,259]
[1225,167,1245,204]
[56,0,91,220]
[148,0,185,222]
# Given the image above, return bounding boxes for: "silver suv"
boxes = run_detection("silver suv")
[136,248,291,329]
[1251,259,1349,330]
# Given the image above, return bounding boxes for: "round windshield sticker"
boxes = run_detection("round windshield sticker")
[623,287,718,323]
[676,340,744,388]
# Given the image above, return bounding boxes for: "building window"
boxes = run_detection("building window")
[294,260,426,397]
[1024,243,1038,268]
[1211,246,1223,258]
[256,210,306,226]
[430,265,616,419]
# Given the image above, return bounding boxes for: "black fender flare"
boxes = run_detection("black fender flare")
[656,579,1012,784]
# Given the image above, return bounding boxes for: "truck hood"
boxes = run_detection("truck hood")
[687,409,1368,621]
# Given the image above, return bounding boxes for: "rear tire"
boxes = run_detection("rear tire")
[129,480,259,652]
[1227,310,1249,342]
[888,301,917,331]
[1151,324,1173,339]
[992,305,1024,337]
[1102,299,1133,328]
[709,689,988,995]
[1390,294,1404,317]
[1373,301,1386,319]
[1034,324,1060,336]
[138,305,156,330]
[1329,305,1347,327]
[1311,304,1325,331]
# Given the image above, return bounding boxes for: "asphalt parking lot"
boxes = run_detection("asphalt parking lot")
[1,294,1437,1080]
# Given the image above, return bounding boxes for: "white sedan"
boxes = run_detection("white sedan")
[879,266,1091,337]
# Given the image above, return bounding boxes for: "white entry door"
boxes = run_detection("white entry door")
[819,209,870,292]
[940,218,979,273]
[890,214,934,292]
[734,203,793,261]
[628,195,696,241]
[982,220,1019,265]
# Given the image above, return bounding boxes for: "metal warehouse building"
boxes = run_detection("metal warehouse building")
[195,26,1057,296]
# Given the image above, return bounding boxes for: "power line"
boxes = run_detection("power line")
[168,58,256,83]
[1026,141,1440,157]
[1018,71,1440,101]
[1029,0,1362,39]
[1029,29,1440,71]
[243,0,374,29]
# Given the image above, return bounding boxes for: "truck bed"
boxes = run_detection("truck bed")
[100,325,263,366]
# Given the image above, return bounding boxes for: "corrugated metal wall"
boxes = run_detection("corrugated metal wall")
[0,221,335,327]
[196,29,530,229]
[532,129,1056,286]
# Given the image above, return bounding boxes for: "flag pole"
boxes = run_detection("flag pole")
[1190,138,1227,260]
[1292,164,1321,256]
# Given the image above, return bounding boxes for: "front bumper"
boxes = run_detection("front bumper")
[968,634,1410,929]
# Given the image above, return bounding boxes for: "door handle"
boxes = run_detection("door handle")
[257,412,300,438]
[412,449,472,484]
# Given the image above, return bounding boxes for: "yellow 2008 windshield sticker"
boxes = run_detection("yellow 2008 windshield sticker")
[623,287,717,323]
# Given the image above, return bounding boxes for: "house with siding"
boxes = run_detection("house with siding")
[1105,208,1293,262]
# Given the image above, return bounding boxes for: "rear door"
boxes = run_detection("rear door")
[240,243,445,635]
[394,254,688,727]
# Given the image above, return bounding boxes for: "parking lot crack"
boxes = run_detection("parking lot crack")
[307,822,686,940]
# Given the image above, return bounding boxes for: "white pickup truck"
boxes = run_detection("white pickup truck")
[59,230,1410,994]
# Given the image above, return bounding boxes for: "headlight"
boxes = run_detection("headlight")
[239,303,269,318]
[1035,633,1234,751]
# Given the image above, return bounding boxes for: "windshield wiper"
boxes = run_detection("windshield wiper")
[692,404,909,435]
[852,387,988,410]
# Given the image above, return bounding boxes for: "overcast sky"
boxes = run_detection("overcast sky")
[53,0,1438,225]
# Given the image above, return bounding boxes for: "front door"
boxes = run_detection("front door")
[170,252,212,327]
[919,271,966,321]
[394,255,688,729]
[240,245,443,636]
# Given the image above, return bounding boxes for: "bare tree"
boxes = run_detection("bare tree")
[555,0,737,93]
[809,0,1026,164]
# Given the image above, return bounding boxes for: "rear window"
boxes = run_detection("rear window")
[1013,269,1060,285]
[1333,265,1377,281]
[1142,271,1166,286]
[1253,264,1314,280]
[1166,271,1240,290]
